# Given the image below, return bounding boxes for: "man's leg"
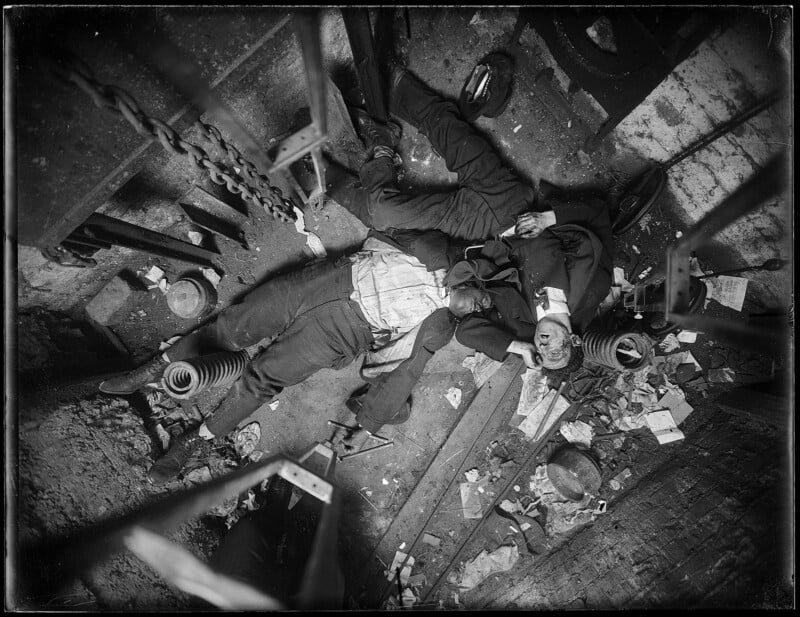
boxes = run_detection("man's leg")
[100,260,353,394]
[148,299,373,483]
[361,68,537,241]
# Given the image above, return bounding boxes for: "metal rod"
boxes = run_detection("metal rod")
[81,212,219,267]
[662,91,782,171]
[342,8,388,122]
[531,381,565,442]
[337,441,394,461]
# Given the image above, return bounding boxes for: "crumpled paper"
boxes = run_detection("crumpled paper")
[448,544,519,591]
[529,464,596,535]
[293,206,327,258]
[234,422,261,458]
[462,352,503,388]
[446,387,462,409]
[516,368,549,416]
[559,420,595,448]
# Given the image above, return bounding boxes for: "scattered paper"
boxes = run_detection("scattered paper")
[516,368,549,416]
[401,588,417,607]
[464,468,481,483]
[450,545,519,591]
[462,353,503,388]
[187,230,204,246]
[689,257,706,277]
[705,275,748,311]
[293,205,328,258]
[469,10,486,27]
[707,367,736,383]
[459,482,483,519]
[645,409,685,444]
[659,333,681,352]
[559,420,595,448]
[386,551,415,585]
[268,400,280,411]
[234,422,261,458]
[676,330,698,344]
[513,124,522,133]
[664,350,702,374]
[517,390,570,440]
[657,389,694,425]
[499,499,523,514]
[143,265,165,286]
[200,268,221,289]
[422,533,441,547]
[446,387,462,409]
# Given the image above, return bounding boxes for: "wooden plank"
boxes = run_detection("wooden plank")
[354,356,525,606]
[716,386,789,429]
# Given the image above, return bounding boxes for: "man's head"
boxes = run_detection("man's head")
[448,286,493,318]
[534,316,575,370]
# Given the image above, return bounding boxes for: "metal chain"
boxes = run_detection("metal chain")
[50,52,296,223]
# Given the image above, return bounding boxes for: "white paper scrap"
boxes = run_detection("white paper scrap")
[462,353,503,388]
[645,409,685,444]
[707,367,736,383]
[559,420,595,448]
[659,333,681,352]
[517,390,570,440]
[676,330,698,344]
[386,551,415,585]
[706,275,748,311]
[513,124,523,133]
[613,266,634,292]
[516,368,549,416]
[293,205,327,258]
[200,268,221,288]
[446,387,462,409]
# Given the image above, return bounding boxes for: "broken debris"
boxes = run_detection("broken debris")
[462,352,503,388]
[445,387,462,409]
[447,544,519,591]
[517,389,570,440]
[559,420,595,448]
[459,482,483,519]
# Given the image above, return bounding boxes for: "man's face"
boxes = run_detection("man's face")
[449,288,493,318]
[534,318,572,369]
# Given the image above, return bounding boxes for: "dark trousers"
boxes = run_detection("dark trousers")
[166,260,374,436]
[329,70,536,242]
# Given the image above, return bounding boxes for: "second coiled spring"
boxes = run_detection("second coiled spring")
[581,329,653,372]
[162,349,250,399]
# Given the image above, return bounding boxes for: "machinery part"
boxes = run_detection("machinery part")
[696,257,787,279]
[612,165,667,235]
[268,11,327,209]
[162,349,250,399]
[123,15,295,219]
[341,8,388,123]
[165,275,218,319]
[581,329,653,371]
[664,154,787,355]
[74,212,220,267]
[546,445,602,501]
[638,276,707,339]
[49,51,295,222]
[179,202,249,249]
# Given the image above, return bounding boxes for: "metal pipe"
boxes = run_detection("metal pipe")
[662,91,782,171]
[294,10,327,137]
[342,8,388,123]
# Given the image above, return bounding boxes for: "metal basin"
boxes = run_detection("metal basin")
[546,446,602,501]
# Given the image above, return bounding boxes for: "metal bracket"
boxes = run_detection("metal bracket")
[268,11,328,209]
[664,154,787,353]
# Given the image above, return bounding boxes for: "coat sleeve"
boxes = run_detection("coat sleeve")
[455,313,515,362]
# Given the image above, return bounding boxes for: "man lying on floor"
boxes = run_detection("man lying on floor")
[324,64,614,374]
[99,236,492,485]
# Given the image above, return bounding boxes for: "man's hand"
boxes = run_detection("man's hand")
[515,210,557,239]
[506,340,543,369]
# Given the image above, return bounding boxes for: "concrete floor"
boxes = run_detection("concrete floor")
[10,6,793,611]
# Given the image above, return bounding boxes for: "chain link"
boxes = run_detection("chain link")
[51,52,296,223]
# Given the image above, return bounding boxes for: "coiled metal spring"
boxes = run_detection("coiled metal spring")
[162,349,250,399]
[581,329,653,372]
